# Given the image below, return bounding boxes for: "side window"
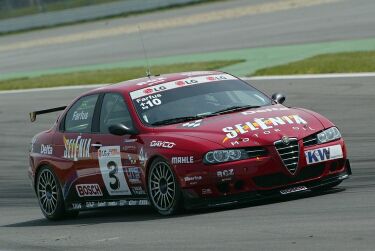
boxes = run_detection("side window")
[64,94,99,133]
[100,93,133,133]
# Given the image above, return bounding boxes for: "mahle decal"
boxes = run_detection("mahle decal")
[63,136,91,161]
[172,156,194,164]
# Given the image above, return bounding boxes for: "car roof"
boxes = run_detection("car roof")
[82,70,225,96]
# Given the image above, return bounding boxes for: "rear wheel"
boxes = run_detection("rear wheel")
[147,158,182,216]
[36,166,68,220]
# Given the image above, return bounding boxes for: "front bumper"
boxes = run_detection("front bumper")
[183,159,351,210]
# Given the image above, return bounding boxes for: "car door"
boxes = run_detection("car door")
[91,92,147,201]
[53,94,101,206]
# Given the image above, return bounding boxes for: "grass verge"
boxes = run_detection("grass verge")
[252,51,375,76]
[0,60,243,91]
[0,0,118,20]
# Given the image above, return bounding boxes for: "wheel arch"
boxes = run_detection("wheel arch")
[34,161,62,194]
[144,154,181,192]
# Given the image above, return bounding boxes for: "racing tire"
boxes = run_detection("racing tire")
[36,166,67,220]
[147,157,182,216]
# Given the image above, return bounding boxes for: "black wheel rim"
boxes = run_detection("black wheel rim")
[37,169,58,215]
[149,162,176,211]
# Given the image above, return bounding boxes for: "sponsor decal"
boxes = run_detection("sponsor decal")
[75,200,150,210]
[108,201,118,207]
[181,71,215,77]
[123,145,137,151]
[72,203,82,210]
[222,115,308,143]
[98,202,107,207]
[150,140,176,148]
[184,175,202,185]
[63,136,91,161]
[76,184,103,197]
[305,145,343,165]
[120,199,149,206]
[130,74,236,99]
[137,200,150,206]
[172,156,194,164]
[72,110,88,121]
[30,136,37,153]
[40,144,53,155]
[131,186,146,195]
[125,167,143,184]
[182,119,202,128]
[206,75,229,81]
[98,146,132,196]
[202,188,213,195]
[127,154,137,165]
[139,147,148,166]
[184,176,202,182]
[217,169,234,178]
[229,125,315,146]
[86,202,96,208]
[280,186,308,195]
[124,139,137,143]
[136,77,166,86]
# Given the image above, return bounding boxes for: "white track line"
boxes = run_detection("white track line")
[0,84,108,94]
[243,72,375,80]
[1,72,374,94]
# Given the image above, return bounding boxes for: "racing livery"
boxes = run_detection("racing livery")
[28,71,351,220]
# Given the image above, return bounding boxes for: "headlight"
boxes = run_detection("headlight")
[204,149,246,164]
[317,127,341,144]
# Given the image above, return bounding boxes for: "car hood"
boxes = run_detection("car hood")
[157,105,324,148]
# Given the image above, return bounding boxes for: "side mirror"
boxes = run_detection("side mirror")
[108,123,138,136]
[271,93,286,104]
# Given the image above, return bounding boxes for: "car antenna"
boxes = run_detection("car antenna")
[138,25,152,79]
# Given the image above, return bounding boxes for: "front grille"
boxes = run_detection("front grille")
[274,138,299,174]
[303,134,318,147]
[244,146,268,159]
[252,163,325,188]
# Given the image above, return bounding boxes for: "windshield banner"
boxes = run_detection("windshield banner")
[130,74,236,100]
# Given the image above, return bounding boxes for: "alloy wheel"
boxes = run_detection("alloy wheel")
[148,161,176,212]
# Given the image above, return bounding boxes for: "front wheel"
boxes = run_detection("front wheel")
[36,166,67,220]
[147,158,182,216]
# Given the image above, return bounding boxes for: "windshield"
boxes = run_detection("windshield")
[130,74,272,126]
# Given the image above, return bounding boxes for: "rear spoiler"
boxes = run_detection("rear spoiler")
[29,106,67,122]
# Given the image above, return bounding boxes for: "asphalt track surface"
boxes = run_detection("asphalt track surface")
[1,0,375,75]
[0,76,374,250]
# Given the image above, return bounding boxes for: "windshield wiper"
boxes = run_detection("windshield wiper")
[151,115,204,126]
[151,105,261,126]
[210,105,261,115]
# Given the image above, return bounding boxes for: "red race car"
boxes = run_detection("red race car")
[29,71,351,220]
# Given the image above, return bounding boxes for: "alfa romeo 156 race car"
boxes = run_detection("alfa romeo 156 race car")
[29,71,351,220]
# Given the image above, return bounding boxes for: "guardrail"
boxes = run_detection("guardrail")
[0,0,201,34]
